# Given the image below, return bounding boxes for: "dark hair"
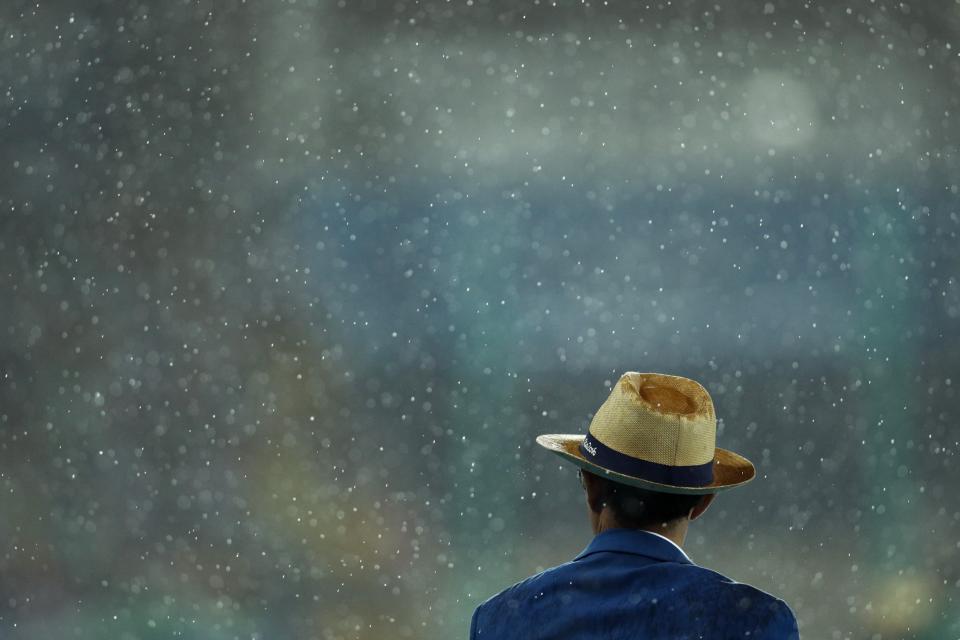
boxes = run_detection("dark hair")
[596,475,703,529]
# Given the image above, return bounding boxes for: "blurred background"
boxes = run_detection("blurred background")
[1,0,959,637]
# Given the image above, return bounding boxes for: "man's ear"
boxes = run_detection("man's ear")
[580,470,607,514]
[689,493,716,521]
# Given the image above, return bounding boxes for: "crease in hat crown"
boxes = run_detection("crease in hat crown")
[586,372,716,467]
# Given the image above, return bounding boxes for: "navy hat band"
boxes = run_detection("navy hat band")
[579,432,714,487]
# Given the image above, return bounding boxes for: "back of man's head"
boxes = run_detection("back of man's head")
[593,473,703,529]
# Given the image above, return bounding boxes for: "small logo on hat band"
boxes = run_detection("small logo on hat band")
[582,439,598,456]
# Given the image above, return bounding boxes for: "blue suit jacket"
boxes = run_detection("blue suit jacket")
[470,529,799,639]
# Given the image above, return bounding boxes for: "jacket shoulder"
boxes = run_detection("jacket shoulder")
[471,560,577,629]
[685,566,799,638]
[476,559,577,608]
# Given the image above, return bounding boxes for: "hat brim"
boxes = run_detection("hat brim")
[536,433,756,495]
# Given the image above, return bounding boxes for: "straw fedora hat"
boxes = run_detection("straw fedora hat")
[536,372,755,495]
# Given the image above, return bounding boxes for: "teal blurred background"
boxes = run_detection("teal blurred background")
[1,0,959,638]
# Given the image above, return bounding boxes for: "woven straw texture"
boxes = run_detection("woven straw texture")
[587,372,716,466]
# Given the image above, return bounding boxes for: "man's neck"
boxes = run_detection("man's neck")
[594,510,689,548]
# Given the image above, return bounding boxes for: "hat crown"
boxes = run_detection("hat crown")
[588,372,716,467]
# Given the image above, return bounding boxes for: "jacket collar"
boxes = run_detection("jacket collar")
[574,528,693,565]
